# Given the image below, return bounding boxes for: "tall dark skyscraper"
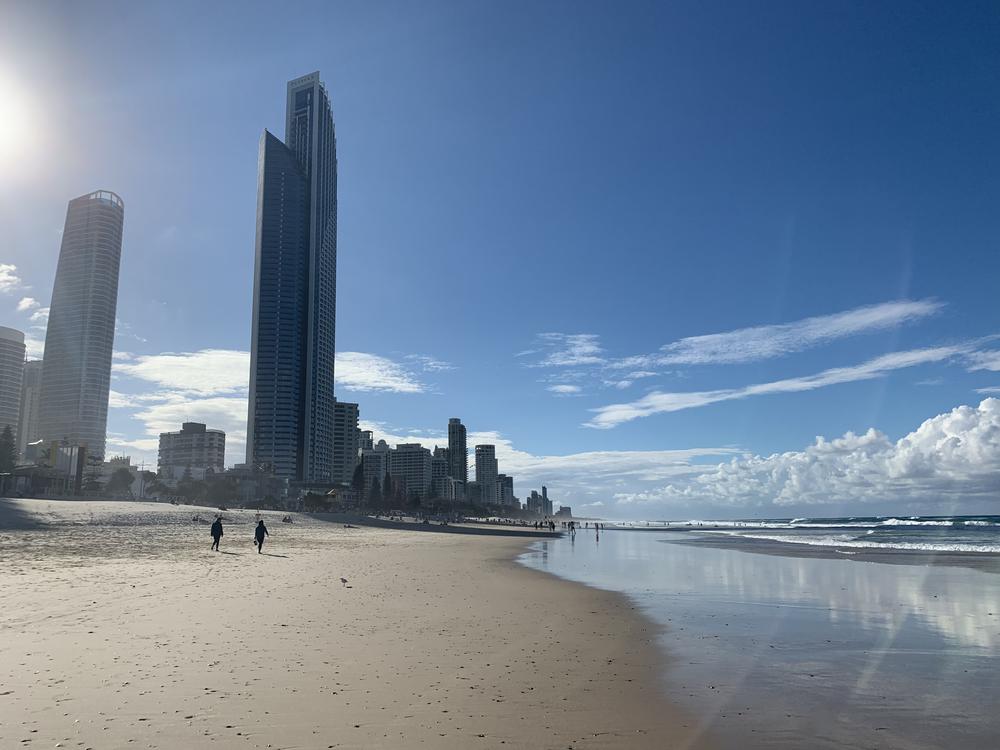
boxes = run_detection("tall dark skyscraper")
[247,72,338,482]
[37,191,124,460]
[447,418,468,483]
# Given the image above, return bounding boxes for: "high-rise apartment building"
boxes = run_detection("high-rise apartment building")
[447,418,467,483]
[158,422,226,486]
[36,191,124,460]
[331,399,359,485]
[247,72,338,482]
[0,327,25,436]
[497,473,515,507]
[474,444,498,505]
[389,443,432,499]
[16,360,42,457]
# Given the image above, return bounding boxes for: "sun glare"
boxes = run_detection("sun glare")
[0,70,37,175]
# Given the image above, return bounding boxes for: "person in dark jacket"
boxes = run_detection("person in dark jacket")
[210,516,223,551]
[254,519,269,553]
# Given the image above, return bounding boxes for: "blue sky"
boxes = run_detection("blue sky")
[2,0,999,518]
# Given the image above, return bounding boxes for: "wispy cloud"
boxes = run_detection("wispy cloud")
[528,333,605,367]
[587,345,966,429]
[975,386,1000,394]
[966,350,1000,372]
[547,384,582,396]
[337,352,428,393]
[16,296,38,312]
[404,354,455,372]
[613,299,944,369]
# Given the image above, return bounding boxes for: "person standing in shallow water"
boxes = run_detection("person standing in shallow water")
[210,515,223,551]
[254,519,269,553]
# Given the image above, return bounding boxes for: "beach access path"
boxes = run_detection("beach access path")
[0,499,705,749]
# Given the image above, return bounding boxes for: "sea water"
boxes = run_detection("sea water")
[519,525,1000,749]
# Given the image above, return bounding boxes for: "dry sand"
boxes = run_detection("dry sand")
[0,499,705,749]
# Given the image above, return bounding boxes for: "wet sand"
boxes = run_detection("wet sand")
[0,499,704,749]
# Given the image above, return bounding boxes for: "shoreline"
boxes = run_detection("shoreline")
[668,529,1000,572]
[0,498,705,749]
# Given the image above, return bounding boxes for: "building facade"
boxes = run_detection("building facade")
[35,191,124,460]
[247,72,338,483]
[389,443,432,499]
[474,444,498,505]
[447,418,467,483]
[0,327,25,437]
[16,359,42,458]
[497,473,515,507]
[158,422,226,486]
[331,399,359,485]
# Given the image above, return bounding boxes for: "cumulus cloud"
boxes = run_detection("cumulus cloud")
[587,345,966,429]
[107,348,441,466]
[613,299,944,369]
[615,399,1000,512]
[16,296,38,312]
[0,264,23,294]
[29,307,49,325]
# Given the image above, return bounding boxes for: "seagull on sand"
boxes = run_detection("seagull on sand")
[340,577,348,587]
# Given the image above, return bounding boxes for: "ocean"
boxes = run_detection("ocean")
[617,514,1000,554]
[519,521,1000,749]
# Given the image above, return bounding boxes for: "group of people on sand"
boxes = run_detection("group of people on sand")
[209,516,269,554]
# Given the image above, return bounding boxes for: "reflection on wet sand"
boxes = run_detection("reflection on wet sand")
[521,530,1000,750]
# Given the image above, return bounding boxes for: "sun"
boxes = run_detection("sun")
[0,69,37,175]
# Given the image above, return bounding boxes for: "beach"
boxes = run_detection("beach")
[522,528,1000,749]
[0,499,702,750]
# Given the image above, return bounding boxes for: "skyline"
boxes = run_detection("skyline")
[2,1,1000,518]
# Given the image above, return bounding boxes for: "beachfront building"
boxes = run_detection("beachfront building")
[361,440,391,495]
[431,451,449,497]
[16,360,42,459]
[497,474,515,507]
[158,422,226,486]
[331,399,359,485]
[247,72,338,483]
[0,327,25,438]
[36,190,124,461]
[526,489,553,516]
[447,418,467,483]
[359,429,374,451]
[475,444,498,505]
[389,443,432,499]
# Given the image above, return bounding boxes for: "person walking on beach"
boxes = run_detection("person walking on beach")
[254,519,269,553]
[210,515,223,551]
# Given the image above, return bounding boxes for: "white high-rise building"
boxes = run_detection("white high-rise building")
[474,444,498,505]
[0,327,25,438]
[16,360,42,458]
[37,190,124,460]
[332,400,359,484]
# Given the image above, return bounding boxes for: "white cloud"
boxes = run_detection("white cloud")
[547,384,582,395]
[587,345,966,429]
[29,307,49,325]
[613,299,944,369]
[24,334,44,359]
[976,387,1000,394]
[615,399,1000,512]
[528,333,605,367]
[967,350,1000,372]
[16,296,38,312]
[337,352,427,393]
[114,349,250,396]
[0,264,23,294]
[405,354,454,372]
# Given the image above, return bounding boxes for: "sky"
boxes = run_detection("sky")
[1,0,999,520]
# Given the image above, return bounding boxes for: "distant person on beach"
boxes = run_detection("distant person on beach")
[210,516,223,551]
[254,520,269,553]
